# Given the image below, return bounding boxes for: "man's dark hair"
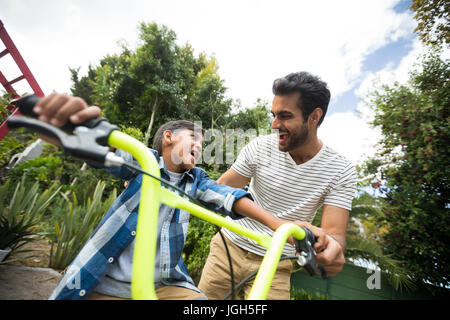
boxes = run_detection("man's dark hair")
[272,71,330,127]
[152,120,203,155]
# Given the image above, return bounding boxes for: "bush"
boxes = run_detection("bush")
[49,180,117,270]
[6,156,63,188]
[183,217,218,279]
[290,287,328,300]
[0,177,60,262]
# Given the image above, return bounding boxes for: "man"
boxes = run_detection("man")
[198,71,357,300]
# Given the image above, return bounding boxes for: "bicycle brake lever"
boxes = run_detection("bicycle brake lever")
[294,227,328,280]
[7,95,118,166]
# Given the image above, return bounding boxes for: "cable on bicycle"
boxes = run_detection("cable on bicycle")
[120,161,238,300]
[221,255,298,300]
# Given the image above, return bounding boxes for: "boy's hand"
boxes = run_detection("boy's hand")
[33,93,101,128]
[30,93,102,146]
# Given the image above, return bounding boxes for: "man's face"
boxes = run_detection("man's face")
[169,128,204,170]
[271,92,309,152]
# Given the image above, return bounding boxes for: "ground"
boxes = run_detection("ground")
[0,236,62,300]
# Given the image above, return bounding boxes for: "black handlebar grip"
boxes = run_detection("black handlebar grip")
[14,94,41,118]
[14,94,102,133]
[7,117,63,144]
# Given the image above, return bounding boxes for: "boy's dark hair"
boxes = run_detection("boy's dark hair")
[152,120,203,155]
[272,71,330,127]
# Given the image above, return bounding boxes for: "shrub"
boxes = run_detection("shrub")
[0,177,60,262]
[48,180,117,270]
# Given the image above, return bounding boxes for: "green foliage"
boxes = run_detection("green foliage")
[0,134,24,174]
[0,127,37,183]
[0,91,16,123]
[411,0,449,48]
[49,181,117,270]
[346,236,416,292]
[0,177,60,262]
[230,99,272,133]
[69,66,96,105]
[183,217,218,278]
[118,125,145,143]
[6,156,63,187]
[361,49,450,289]
[290,287,328,300]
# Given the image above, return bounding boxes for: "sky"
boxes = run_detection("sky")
[0,0,434,165]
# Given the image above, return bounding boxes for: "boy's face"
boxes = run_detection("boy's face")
[164,128,203,171]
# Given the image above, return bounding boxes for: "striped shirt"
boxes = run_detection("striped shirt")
[222,133,357,257]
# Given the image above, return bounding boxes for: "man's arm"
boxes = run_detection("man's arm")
[217,168,251,188]
[321,204,349,250]
[218,168,331,247]
[314,204,349,276]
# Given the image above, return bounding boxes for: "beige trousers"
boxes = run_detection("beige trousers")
[198,233,293,300]
[87,285,206,300]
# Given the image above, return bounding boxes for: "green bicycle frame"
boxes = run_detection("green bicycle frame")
[108,130,306,300]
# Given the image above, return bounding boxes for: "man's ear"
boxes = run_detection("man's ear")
[309,108,323,128]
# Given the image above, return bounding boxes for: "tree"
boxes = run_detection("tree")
[69,66,96,106]
[362,49,449,290]
[185,55,232,130]
[69,23,235,147]
[411,0,450,48]
[230,98,271,133]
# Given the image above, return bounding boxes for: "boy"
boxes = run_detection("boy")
[35,93,294,300]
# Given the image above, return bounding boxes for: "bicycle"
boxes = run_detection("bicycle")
[7,94,327,300]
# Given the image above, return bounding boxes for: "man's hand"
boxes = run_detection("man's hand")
[315,234,345,276]
[291,221,345,276]
[291,221,327,252]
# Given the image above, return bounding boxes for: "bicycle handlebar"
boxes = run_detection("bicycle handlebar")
[7,94,327,300]
[13,94,104,133]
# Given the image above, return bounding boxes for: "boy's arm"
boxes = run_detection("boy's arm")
[231,197,284,231]
[197,170,302,243]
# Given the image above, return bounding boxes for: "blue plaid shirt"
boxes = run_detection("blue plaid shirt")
[49,149,250,300]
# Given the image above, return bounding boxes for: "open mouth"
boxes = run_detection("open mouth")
[278,131,289,144]
[190,150,199,162]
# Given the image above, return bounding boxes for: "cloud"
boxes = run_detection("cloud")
[355,38,429,126]
[318,112,381,165]
[320,37,442,166]
[1,0,416,108]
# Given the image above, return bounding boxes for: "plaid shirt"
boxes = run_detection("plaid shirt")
[49,149,250,300]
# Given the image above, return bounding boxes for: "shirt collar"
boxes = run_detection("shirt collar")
[158,156,195,181]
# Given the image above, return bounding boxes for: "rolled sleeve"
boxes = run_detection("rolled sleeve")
[195,170,253,219]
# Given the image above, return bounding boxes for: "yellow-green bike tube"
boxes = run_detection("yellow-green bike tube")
[108,130,307,300]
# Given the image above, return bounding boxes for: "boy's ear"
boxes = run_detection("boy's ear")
[162,130,173,146]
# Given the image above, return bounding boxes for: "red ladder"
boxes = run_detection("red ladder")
[0,19,45,141]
